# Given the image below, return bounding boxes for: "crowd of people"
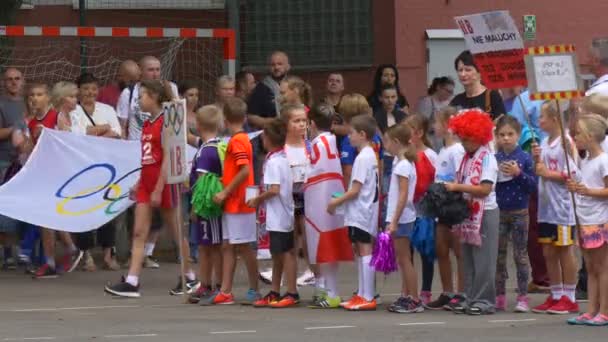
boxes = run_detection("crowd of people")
[1,48,608,326]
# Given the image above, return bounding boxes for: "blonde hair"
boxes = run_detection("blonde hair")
[578,114,608,144]
[581,94,608,119]
[404,113,432,148]
[338,93,372,123]
[216,75,235,89]
[436,106,458,125]
[385,124,417,162]
[195,105,223,132]
[283,75,312,108]
[50,81,78,109]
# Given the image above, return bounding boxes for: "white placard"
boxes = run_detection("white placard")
[162,99,188,184]
[454,11,523,54]
[532,55,578,93]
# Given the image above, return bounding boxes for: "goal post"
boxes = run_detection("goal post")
[0,25,236,103]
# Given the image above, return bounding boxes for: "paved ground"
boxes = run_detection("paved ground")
[0,260,603,342]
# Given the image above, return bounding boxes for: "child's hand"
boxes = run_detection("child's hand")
[566,179,578,193]
[535,163,547,177]
[246,197,260,208]
[213,190,227,205]
[386,222,397,235]
[327,198,339,214]
[150,190,162,207]
[444,182,458,192]
[531,143,541,162]
[501,161,521,177]
[574,183,590,196]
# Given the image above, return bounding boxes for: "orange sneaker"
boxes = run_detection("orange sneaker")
[340,295,362,309]
[253,291,280,308]
[212,291,235,305]
[269,293,300,308]
[347,297,377,311]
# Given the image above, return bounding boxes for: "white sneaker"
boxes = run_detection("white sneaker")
[296,269,315,287]
[143,257,160,269]
[260,269,273,284]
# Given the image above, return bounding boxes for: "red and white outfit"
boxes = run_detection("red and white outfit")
[136,113,176,208]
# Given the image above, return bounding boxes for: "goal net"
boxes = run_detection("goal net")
[0,26,234,105]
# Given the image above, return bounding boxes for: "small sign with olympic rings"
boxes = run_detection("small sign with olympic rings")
[162,99,188,185]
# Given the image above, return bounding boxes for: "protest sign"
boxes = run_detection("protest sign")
[162,99,188,184]
[524,45,585,100]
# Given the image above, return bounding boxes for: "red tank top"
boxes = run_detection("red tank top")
[141,114,164,168]
[414,150,436,203]
[28,109,59,144]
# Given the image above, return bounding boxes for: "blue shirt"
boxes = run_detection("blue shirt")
[340,133,383,165]
[495,146,537,211]
[508,90,547,145]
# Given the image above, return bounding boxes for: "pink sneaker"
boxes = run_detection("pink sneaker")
[419,291,432,305]
[514,295,530,313]
[495,295,506,311]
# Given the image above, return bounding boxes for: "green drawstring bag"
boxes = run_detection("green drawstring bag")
[191,172,223,219]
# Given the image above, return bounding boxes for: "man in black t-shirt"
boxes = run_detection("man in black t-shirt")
[247,51,290,130]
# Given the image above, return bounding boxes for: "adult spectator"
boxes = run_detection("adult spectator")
[235,71,256,101]
[214,75,236,109]
[0,67,26,268]
[73,73,122,138]
[98,60,141,108]
[450,50,506,120]
[116,56,178,140]
[417,76,455,150]
[178,80,200,135]
[586,41,608,96]
[54,82,81,134]
[322,73,348,147]
[367,64,409,113]
[247,51,290,129]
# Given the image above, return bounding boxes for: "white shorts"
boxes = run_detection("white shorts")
[223,213,257,244]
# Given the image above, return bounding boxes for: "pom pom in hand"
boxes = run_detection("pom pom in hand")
[419,183,471,226]
[191,173,224,219]
[370,232,398,275]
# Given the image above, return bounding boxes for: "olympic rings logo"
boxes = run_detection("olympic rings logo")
[163,101,184,136]
[54,163,141,217]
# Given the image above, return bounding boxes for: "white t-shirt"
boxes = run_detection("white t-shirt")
[576,153,608,225]
[537,136,579,225]
[263,150,294,232]
[601,136,608,153]
[435,143,465,182]
[386,158,417,224]
[117,81,178,140]
[284,144,310,192]
[344,145,379,235]
[71,102,122,137]
[586,74,608,96]
[460,149,499,210]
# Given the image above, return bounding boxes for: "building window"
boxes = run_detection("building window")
[241,0,373,70]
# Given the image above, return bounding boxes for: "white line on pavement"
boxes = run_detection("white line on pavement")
[3,338,56,341]
[10,305,140,312]
[104,334,158,338]
[488,319,537,323]
[305,325,356,330]
[209,330,257,335]
[398,322,446,326]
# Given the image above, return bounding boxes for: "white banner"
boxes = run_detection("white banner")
[454,11,523,54]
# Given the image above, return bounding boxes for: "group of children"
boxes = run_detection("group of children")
[102,77,608,325]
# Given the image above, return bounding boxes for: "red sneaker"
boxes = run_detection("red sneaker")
[547,296,579,315]
[531,295,557,314]
[269,294,300,308]
[212,291,235,305]
[341,295,363,310]
[347,297,377,311]
[253,291,280,308]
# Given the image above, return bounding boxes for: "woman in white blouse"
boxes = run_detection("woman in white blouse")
[53,82,81,133]
[72,73,122,139]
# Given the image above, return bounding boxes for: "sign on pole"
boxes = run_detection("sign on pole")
[523,15,536,41]
[524,45,585,100]
[162,99,188,184]
[454,11,527,88]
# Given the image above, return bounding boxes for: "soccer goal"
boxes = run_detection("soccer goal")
[0,26,236,104]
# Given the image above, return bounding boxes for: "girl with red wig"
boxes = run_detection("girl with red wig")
[444,109,499,315]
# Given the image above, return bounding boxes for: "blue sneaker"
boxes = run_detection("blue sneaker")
[199,289,220,306]
[567,313,594,325]
[241,288,262,305]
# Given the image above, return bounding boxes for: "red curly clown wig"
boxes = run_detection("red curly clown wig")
[448,109,494,145]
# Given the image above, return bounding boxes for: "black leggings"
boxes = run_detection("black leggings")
[411,247,435,292]
[74,222,115,251]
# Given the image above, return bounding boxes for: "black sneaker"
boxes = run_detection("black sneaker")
[188,286,212,304]
[169,277,200,296]
[392,297,424,314]
[425,293,453,310]
[575,288,588,302]
[444,294,466,311]
[387,296,409,313]
[104,280,140,298]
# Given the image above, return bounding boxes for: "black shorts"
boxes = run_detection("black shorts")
[538,222,576,246]
[269,231,295,255]
[293,192,305,216]
[348,226,372,244]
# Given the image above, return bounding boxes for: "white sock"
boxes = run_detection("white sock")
[320,263,339,298]
[361,255,375,301]
[315,274,326,290]
[551,283,563,300]
[564,284,576,302]
[46,257,55,268]
[186,271,196,281]
[144,243,155,257]
[357,257,364,297]
[126,274,139,287]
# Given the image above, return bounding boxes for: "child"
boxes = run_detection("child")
[404,114,438,305]
[306,103,352,309]
[27,83,81,279]
[327,114,380,311]
[187,105,224,305]
[494,116,536,312]
[445,109,499,315]
[425,107,466,310]
[212,97,260,305]
[383,124,422,313]
[104,80,197,298]
[531,101,580,315]
[566,114,608,326]
[249,118,298,308]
